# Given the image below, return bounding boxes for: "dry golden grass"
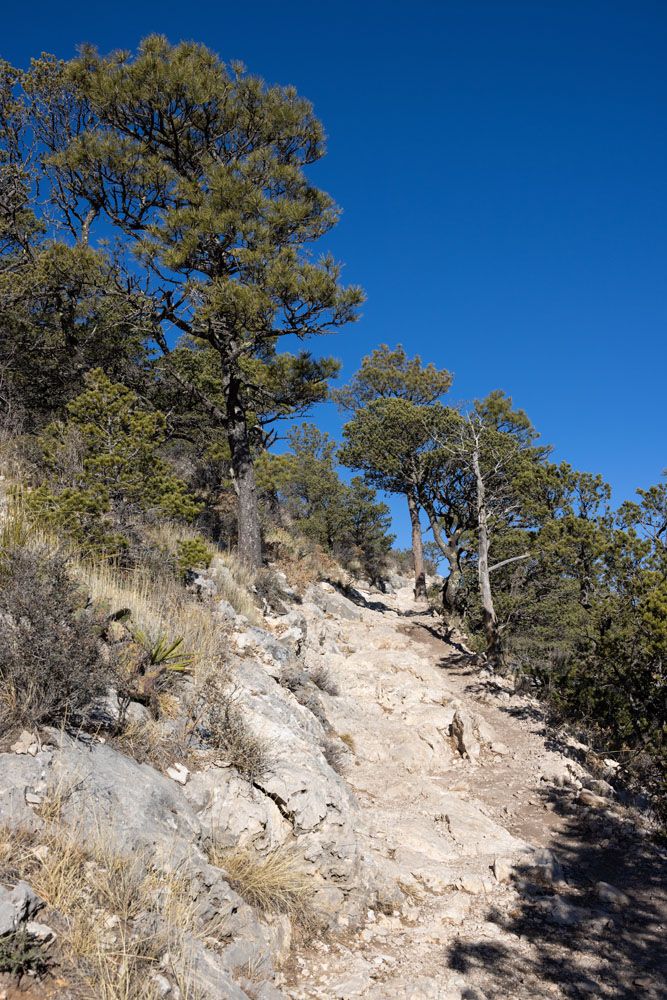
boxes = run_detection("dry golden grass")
[208,844,313,924]
[338,732,357,754]
[264,528,347,594]
[0,822,211,999]
[144,520,260,623]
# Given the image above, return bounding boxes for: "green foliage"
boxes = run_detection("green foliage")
[176,538,213,577]
[134,632,195,674]
[0,926,51,979]
[5,36,363,565]
[27,369,200,557]
[259,423,394,582]
[333,343,452,411]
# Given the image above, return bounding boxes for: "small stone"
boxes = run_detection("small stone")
[11,731,39,756]
[151,973,173,997]
[25,920,56,943]
[578,789,607,809]
[595,881,630,909]
[166,763,189,785]
[450,708,481,762]
[585,778,614,798]
[544,896,589,926]
[492,857,514,883]
[25,789,43,806]
[439,892,470,925]
[458,874,486,895]
[490,742,510,756]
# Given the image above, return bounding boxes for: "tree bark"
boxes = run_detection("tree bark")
[407,492,427,599]
[226,373,263,570]
[421,497,463,615]
[472,444,502,666]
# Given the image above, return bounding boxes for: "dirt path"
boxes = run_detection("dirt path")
[283,586,667,1000]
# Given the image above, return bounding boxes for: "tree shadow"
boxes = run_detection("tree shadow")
[445,784,667,998]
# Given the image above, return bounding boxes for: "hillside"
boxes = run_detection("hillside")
[0,32,665,1000]
[0,535,664,999]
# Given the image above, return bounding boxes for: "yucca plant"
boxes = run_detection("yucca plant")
[116,631,195,722]
[135,632,196,673]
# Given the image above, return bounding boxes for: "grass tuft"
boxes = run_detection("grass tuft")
[208,844,313,924]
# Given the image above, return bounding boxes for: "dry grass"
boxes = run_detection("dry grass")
[264,528,347,594]
[209,552,260,622]
[208,844,313,924]
[338,732,357,754]
[187,672,275,781]
[109,718,183,770]
[309,664,340,697]
[0,823,212,999]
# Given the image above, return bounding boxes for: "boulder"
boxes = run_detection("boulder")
[450,709,481,762]
[305,584,362,622]
[595,881,630,909]
[0,881,44,936]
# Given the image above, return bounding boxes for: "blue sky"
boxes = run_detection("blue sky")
[3,1,666,547]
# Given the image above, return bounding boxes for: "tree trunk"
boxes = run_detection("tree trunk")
[421,498,463,615]
[226,374,263,570]
[472,445,502,666]
[407,492,427,599]
[442,555,463,614]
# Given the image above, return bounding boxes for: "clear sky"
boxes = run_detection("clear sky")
[3,1,666,547]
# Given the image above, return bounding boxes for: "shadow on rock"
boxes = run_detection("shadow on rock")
[446,785,667,999]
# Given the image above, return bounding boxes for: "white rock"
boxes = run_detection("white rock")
[492,857,514,883]
[25,920,56,942]
[166,763,190,785]
[11,731,39,756]
[450,709,481,762]
[439,892,471,925]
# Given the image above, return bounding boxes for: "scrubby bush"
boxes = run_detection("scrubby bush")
[0,547,110,732]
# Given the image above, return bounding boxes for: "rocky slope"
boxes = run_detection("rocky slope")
[0,565,665,999]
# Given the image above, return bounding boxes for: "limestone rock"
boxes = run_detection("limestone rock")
[305,583,362,621]
[0,881,44,936]
[450,709,481,762]
[596,881,630,908]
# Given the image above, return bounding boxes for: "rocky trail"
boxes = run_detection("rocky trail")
[282,585,667,1000]
[0,567,665,1000]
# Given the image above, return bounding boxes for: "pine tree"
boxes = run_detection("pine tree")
[12,37,362,566]
[336,345,452,597]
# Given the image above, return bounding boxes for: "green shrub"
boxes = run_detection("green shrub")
[0,926,51,980]
[176,537,213,577]
[29,369,201,558]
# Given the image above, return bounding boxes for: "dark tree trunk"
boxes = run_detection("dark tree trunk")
[407,492,427,599]
[442,557,463,614]
[421,498,463,615]
[226,374,263,570]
